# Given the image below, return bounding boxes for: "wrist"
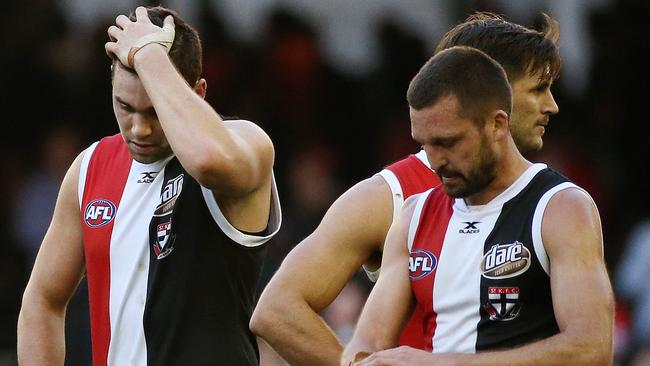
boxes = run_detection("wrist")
[130,43,168,70]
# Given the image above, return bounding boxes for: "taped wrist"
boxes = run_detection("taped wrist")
[127,26,175,68]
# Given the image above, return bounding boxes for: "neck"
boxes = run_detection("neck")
[464,143,532,206]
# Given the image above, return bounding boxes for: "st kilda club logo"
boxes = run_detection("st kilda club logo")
[84,199,117,228]
[150,174,183,260]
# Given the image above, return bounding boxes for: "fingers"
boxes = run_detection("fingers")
[134,6,151,23]
[104,42,117,60]
[115,14,130,29]
[107,25,120,42]
[162,15,175,31]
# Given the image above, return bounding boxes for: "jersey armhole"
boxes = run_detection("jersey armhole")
[531,182,584,275]
[377,169,404,222]
[408,189,432,251]
[201,172,282,247]
[78,141,100,208]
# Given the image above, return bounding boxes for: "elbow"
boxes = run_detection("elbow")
[569,337,613,366]
[249,298,281,338]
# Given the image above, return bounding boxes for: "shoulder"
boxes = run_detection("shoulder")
[542,186,602,255]
[224,119,271,142]
[325,175,393,223]
[544,186,598,225]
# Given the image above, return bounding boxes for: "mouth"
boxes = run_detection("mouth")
[130,141,156,153]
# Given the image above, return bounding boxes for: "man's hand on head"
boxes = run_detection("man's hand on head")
[105,6,175,69]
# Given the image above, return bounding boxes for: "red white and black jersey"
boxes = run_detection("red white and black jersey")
[373,150,441,349]
[78,134,281,366]
[408,164,583,352]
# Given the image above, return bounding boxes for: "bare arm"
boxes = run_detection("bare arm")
[17,153,86,365]
[250,175,394,366]
[352,187,614,366]
[341,195,419,366]
[132,45,274,197]
[105,8,274,231]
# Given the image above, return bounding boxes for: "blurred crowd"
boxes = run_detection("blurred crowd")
[1,0,649,365]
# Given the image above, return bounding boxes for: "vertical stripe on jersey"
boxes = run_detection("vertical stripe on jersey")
[106,158,170,366]
[409,188,454,351]
[81,136,132,366]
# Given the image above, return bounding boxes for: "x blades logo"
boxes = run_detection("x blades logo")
[137,171,158,184]
[459,221,480,234]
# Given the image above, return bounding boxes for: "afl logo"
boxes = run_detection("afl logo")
[84,199,117,228]
[409,249,437,280]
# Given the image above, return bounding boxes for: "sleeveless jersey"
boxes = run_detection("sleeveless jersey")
[408,164,581,352]
[375,150,441,349]
[78,134,281,366]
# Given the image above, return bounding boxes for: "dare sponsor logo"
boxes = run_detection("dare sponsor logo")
[84,199,117,228]
[480,241,531,279]
[409,249,437,280]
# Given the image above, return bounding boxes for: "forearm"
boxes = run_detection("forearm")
[133,46,246,183]
[17,298,66,365]
[444,332,612,366]
[252,299,343,366]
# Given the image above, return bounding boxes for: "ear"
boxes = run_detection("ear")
[490,109,510,141]
[193,78,207,99]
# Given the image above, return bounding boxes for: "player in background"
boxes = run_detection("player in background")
[342,46,612,366]
[251,12,561,366]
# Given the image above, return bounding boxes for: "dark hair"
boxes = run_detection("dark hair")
[436,12,560,84]
[407,46,512,124]
[112,6,203,85]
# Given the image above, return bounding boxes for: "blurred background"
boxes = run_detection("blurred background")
[1,0,649,365]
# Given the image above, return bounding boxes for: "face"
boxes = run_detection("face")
[112,66,172,164]
[411,95,498,198]
[509,68,559,154]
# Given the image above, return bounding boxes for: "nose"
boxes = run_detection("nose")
[425,146,447,173]
[543,90,559,115]
[131,114,152,139]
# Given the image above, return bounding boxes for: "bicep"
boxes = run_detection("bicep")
[543,188,613,343]
[25,154,86,310]
[205,120,274,194]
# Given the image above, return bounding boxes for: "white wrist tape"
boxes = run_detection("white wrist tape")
[127,24,175,68]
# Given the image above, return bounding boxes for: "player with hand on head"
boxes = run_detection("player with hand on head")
[342,46,613,366]
[251,12,563,366]
[18,6,281,366]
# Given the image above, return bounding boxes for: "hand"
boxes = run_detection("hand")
[105,6,175,68]
[351,346,438,366]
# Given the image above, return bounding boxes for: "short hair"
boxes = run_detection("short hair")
[112,6,203,85]
[436,12,561,84]
[406,46,512,125]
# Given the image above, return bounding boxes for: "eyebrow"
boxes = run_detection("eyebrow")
[114,95,130,107]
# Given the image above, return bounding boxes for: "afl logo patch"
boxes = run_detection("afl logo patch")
[409,249,437,280]
[84,199,117,228]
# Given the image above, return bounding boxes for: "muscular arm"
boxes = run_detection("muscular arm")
[17,154,86,365]
[353,187,614,366]
[250,175,394,365]
[106,8,275,230]
[132,45,274,197]
[340,195,418,366]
